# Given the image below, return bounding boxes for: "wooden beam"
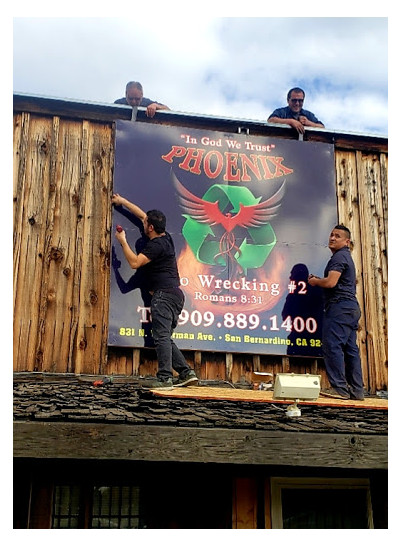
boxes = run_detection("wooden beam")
[226,353,233,382]
[356,151,388,391]
[232,478,258,529]
[311,359,318,375]
[282,356,290,373]
[132,349,140,376]
[264,477,272,529]
[194,351,202,378]
[253,355,261,372]
[14,422,387,470]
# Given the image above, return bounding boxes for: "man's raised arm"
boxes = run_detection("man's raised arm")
[112,193,146,223]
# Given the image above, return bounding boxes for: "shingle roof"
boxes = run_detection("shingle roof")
[13,374,387,435]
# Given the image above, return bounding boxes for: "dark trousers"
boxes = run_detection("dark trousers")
[150,290,191,381]
[322,300,364,397]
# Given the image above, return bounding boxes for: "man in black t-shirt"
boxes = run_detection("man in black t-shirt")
[112,193,198,390]
[308,225,364,400]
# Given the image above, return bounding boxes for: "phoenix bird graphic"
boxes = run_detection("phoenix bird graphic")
[172,170,286,280]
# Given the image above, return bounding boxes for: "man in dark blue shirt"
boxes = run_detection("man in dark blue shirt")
[308,225,364,400]
[114,81,170,118]
[268,87,324,134]
[112,193,198,390]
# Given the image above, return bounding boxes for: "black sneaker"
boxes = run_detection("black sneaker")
[349,389,365,401]
[175,370,199,387]
[140,377,174,390]
[320,388,350,400]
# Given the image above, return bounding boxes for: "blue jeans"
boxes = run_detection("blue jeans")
[150,290,191,381]
[322,300,364,397]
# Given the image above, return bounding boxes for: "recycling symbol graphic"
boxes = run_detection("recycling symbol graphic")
[172,170,286,275]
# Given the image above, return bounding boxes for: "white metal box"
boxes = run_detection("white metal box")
[273,373,321,400]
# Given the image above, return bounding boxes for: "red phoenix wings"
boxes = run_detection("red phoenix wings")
[172,170,286,232]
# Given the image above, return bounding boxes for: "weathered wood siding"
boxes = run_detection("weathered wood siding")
[13,112,114,374]
[13,107,388,391]
[335,151,388,392]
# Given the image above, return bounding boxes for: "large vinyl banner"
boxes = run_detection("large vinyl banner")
[109,121,336,357]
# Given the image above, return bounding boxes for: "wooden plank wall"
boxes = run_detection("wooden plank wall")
[13,112,388,391]
[335,150,388,392]
[13,113,114,374]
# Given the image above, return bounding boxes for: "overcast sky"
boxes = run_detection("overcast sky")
[12,13,389,136]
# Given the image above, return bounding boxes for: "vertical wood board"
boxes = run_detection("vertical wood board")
[13,114,114,374]
[356,152,388,391]
[335,150,369,385]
